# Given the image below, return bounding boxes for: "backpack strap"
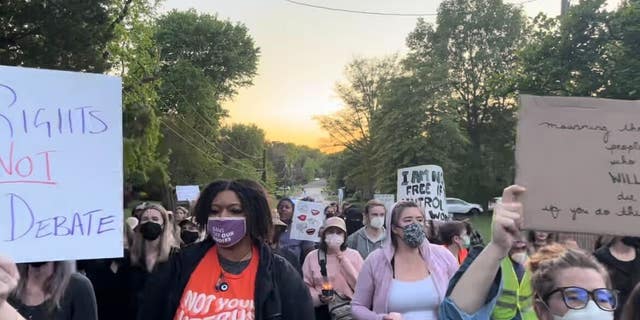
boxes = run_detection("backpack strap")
[317,249,328,277]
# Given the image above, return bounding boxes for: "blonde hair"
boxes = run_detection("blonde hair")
[130,204,178,269]
[13,261,74,315]
[528,243,610,299]
[363,199,386,223]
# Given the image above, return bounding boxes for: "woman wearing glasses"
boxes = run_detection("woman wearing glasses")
[529,244,617,319]
[443,185,617,320]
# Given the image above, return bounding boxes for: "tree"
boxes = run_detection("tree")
[317,56,403,199]
[518,0,640,100]
[404,0,525,202]
[0,0,132,72]
[153,10,260,185]
[111,0,169,199]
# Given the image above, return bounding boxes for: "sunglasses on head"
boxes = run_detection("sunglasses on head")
[542,287,618,311]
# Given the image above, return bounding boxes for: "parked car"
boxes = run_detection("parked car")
[446,198,483,215]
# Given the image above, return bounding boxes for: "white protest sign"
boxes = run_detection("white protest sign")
[0,66,123,263]
[397,165,450,220]
[374,193,395,214]
[176,185,200,201]
[338,188,344,208]
[290,200,326,242]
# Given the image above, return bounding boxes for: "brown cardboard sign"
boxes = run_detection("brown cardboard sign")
[516,95,640,236]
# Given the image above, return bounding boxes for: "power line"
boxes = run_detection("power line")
[283,0,537,16]
[283,0,438,16]
[131,60,259,166]
[161,119,251,175]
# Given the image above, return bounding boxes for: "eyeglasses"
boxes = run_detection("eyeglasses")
[543,287,618,311]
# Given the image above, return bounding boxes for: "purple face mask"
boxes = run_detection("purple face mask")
[207,217,247,247]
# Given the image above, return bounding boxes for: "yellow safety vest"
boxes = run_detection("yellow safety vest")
[491,258,538,320]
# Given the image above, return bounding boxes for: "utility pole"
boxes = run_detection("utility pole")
[561,0,570,16]
[261,148,267,183]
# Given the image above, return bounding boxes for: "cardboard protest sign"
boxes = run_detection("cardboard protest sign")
[397,165,450,220]
[0,66,123,262]
[373,193,395,214]
[176,185,200,201]
[290,200,326,242]
[516,95,640,236]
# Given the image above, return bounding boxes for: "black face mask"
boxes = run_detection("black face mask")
[140,222,163,241]
[29,262,47,268]
[621,237,640,248]
[181,230,199,245]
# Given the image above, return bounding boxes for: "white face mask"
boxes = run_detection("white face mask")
[552,301,613,320]
[325,233,344,248]
[461,235,471,248]
[511,252,528,265]
[369,216,385,229]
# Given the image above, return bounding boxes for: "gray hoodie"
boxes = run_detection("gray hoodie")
[346,226,386,259]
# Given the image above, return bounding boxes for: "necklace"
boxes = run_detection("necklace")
[215,247,253,292]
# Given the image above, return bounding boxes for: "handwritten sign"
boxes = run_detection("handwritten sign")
[516,95,640,236]
[397,165,450,220]
[373,193,395,214]
[289,200,326,242]
[0,66,123,262]
[176,185,200,201]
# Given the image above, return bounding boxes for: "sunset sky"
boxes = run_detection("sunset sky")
[161,0,619,150]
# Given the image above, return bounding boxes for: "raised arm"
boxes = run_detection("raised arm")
[447,185,525,314]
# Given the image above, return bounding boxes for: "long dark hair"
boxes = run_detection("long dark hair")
[194,179,273,243]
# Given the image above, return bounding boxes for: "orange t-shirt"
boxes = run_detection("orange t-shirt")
[174,245,259,320]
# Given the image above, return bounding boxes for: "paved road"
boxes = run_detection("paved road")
[297,179,327,202]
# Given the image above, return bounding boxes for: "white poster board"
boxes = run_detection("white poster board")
[397,165,450,221]
[374,193,395,214]
[0,66,123,263]
[338,188,344,208]
[290,200,326,242]
[176,185,200,201]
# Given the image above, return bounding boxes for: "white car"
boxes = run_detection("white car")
[446,198,484,215]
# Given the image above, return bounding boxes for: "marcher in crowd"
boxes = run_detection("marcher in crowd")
[347,199,387,259]
[444,185,617,320]
[138,179,314,320]
[621,282,640,320]
[8,261,98,320]
[303,217,364,319]
[594,236,640,319]
[351,201,459,319]
[0,256,24,320]
[491,232,537,320]
[528,231,557,254]
[276,197,315,265]
[178,219,201,247]
[269,209,302,276]
[439,221,470,265]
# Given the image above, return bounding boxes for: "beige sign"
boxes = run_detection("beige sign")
[516,95,640,236]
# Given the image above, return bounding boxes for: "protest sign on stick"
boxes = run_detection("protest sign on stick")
[397,165,450,220]
[373,194,395,214]
[516,95,640,236]
[0,66,123,262]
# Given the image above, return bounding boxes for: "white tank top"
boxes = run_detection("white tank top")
[387,276,439,320]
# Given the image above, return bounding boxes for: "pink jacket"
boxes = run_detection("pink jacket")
[351,211,459,320]
[302,248,364,307]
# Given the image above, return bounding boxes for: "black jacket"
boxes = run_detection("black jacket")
[594,246,640,319]
[137,239,314,320]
